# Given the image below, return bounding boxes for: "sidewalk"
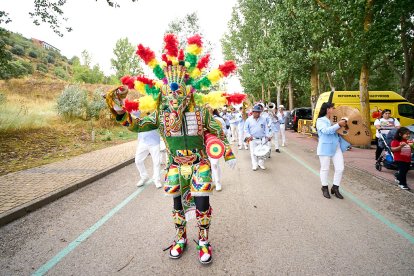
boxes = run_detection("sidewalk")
[0,141,137,226]
[289,131,414,189]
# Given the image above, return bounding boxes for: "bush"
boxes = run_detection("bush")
[46,55,55,64]
[9,61,29,78]
[11,44,25,56]
[54,66,67,79]
[86,88,106,119]
[0,93,6,105]
[29,50,38,58]
[20,61,33,74]
[56,85,88,120]
[36,63,48,73]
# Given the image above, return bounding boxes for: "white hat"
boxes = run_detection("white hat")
[279,105,285,109]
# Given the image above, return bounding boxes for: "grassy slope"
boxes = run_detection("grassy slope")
[0,78,138,176]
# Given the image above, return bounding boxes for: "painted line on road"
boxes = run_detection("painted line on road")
[32,185,148,276]
[283,147,414,245]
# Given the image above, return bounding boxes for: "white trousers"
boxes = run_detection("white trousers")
[135,142,161,182]
[209,157,221,185]
[272,131,280,150]
[319,145,344,187]
[230,124,238,142]
[249,139,265,168]
[279,124,286,145]
[238,122,245,147]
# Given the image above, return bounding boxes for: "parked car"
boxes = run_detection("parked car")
[291,107,312,132]
[285,111,293,129]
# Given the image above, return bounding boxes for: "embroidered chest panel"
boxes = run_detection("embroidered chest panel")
[163,111,203,137]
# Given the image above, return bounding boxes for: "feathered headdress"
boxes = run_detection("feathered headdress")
[119,33,245,112]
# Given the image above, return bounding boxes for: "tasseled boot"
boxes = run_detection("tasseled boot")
[165,209,187,259]
[196,207,213,264]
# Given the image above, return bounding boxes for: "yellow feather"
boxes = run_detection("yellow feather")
[138,95,157,113]
[190,68,202,79]
[203,91,226,109]
[134,81,146,95]
[207,69,223,84]
[148,59,158,68]
[186,44,202,55]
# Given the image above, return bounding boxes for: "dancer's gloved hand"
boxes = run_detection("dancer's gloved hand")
[226,159,237,169]
[105,86,128,115]
[224,146,236,169]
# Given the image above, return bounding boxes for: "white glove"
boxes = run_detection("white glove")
[226,159,237,169]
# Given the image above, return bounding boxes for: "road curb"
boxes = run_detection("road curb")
[0,158,135,227]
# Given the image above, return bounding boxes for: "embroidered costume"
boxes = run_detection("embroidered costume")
[104,34,245,264]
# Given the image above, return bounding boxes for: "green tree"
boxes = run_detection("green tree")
[111,37,143,80]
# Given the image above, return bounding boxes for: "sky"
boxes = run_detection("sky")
[0,0,242,91]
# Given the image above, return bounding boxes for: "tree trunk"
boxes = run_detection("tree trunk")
[400,15,414,100]
[267,85,271,102]
[310,61,319,111]
[326,72,335,91]
[277,84,281,108]
[358,0,374,148]
[261,83,264,102]
[288,78,294,110]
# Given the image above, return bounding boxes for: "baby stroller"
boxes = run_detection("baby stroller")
[375,129,397,171]
[375,128,414,172]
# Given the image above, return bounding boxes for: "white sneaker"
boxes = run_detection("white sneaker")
[154,181,162,188]
[282,144,285,147]
[215,183,222,191]
[258,164,266,170]
[238,145,242,150]
[252,166,258,171]
[136,178,149,187]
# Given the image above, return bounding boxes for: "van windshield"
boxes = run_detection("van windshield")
[398,104,414,119]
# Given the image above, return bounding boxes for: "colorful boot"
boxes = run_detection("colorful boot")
[196,207,213,264]
[165,209,187,259]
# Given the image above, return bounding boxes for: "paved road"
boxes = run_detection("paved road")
[1,135,413,275]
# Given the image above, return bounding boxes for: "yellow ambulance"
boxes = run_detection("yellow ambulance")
[312,91,414,140]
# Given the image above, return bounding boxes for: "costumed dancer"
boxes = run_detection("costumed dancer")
[244,105,271,170]
[104,34,245,264]
[316,103,349,199]
[134,129,162,188]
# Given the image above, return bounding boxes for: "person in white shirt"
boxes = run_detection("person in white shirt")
[244,105,271,170]
[374,109,400,161]
[237,106,248,150]
[229,107,239,143]
[220,108,232,142]
[277,105,287,147]
[135,129,162,188]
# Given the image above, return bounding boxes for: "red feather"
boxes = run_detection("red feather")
[196,54,210,69]
[187,34,203,47]
[161,54,168,63]
[218,61,237,77]
[225,93,247,105]
[136,75,154,87]
[178,49,184,60]
[136,44,155,64]
[124,99,139,113]
[120,75,136,89]
[164,34,179,57]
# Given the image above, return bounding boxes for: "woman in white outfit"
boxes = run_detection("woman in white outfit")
[316,102,349,199]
